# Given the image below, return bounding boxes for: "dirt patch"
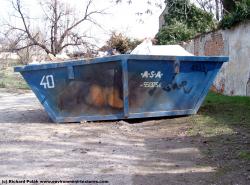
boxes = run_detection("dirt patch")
[0,90,249,185]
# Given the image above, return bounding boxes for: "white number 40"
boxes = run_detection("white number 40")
[40,75,55,89]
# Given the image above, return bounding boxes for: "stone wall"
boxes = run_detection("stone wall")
[182,21,250,96]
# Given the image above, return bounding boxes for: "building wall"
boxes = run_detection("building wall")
[159,6,168,30]
[182,21,250,96]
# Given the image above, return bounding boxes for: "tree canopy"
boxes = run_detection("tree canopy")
[156,0,215,45]
[220,0,250,29]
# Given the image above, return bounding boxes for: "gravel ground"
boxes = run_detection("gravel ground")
[0,89,249,185]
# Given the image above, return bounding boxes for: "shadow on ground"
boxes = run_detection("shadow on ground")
[0,90,249,184]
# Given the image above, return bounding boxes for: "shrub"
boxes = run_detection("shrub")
[156,0,215,45]
[156,22,195,45]
[220,0,250,29]
[104,32,142,54]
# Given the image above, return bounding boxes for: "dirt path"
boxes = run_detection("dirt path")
[0,90,249,185]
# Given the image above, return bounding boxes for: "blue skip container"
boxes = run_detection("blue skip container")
[14,55,229,122]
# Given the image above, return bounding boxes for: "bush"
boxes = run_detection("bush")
[156,0,215,45]
[156,22,195,45]
[220,0,250,29]
[104,32,142,54]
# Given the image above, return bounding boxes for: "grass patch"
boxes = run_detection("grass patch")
[238,151,250,160]
[0,82,6,88]
[188,92,250,137]
[188,115,235,137]
[0,66,29,90]
[201,92,250,126]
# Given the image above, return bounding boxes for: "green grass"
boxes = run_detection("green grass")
[239,151,250,161]
[188,92,250,137]
[238,151,250,160]
[0,66,29,90]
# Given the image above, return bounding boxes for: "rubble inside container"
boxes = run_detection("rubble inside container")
[131,38,193,56]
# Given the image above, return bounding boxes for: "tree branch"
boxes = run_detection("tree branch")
[4,0,104,57]
[12,43,37,51]
[14,0,51,54]
[57,0,105,48]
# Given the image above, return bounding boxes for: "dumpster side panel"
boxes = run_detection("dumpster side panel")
[21,67,68,121]
[21,61,124,122]
[127,59,223,118]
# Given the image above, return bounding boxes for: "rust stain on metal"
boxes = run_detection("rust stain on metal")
[87,84,123,109]
[57,81,123,115]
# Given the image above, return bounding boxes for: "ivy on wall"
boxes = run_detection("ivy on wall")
[220,0,250,29]
[156,0,250,44]
[156,0,215,45]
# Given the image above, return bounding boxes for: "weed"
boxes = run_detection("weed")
[0,67,29,90]
[238,151,250,160]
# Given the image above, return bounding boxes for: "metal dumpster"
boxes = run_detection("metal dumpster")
[14,55,229,123]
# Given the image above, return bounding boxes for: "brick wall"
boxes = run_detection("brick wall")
[204,33,224,56]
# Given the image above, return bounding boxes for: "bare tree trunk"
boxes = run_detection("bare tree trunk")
[53,0,58,55]
[215,0,220,20]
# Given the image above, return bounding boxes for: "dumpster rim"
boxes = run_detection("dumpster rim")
[14,54,229,72]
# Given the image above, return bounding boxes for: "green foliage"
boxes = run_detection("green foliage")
[104,32,142,54]
[0,82,6,88]
[156,22,195,45]
[238,151,250,160]
[222,0,236,13]
[220,0,250,29]
[0,66,29,90]
[156,0,215,45]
